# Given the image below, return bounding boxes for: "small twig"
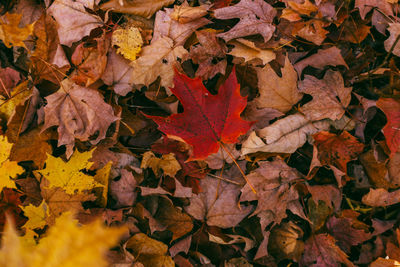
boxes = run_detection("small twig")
[207,173,243,186]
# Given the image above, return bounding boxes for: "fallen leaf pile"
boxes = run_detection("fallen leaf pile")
[1,0,400,266]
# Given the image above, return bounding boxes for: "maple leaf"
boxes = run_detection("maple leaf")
[42,78,119,158]
[355,0,393,19]
[47,0,103,46]
[190,29,227,80]
[228,38,275,66]
[255,56,302,113]
[312,131,365,174]
[100,0,175,19]
[362,188,400,207]
[35,150,102,195]
[0,67,20,98]
[0,136,24,192]
[214,0,276,42]
[141,151,181,177]
[0,189,26,232]
[0,212,126,267]
[101,48,134,96]
[20,200,49,231]
[148,69,253,161]
[170,1,210,23]
[299,70,352,121]
[0,12,34,49]
[109,169,138,208]
[185,166,253,228]
[112,26,143,61]
[0,81,31,123]
[281,0,318,22]
[301,234,354,267]
[376,98,400,156]
[130,36,188,91]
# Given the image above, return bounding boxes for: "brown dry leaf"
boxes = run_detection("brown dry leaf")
[47,0,103,46]
[30,14,70,85]
[268,221,304,262]
[205,143,240,170]
[241,113,329,155]
[388,152,400,187]
[130,37,188,91]
[338,18,371,44]
[362,188,400,207]
[100,0,175,19]
[71,33,110,87]
[170,1,210,23]
[370,258,400,267]
[0,68,20,98]
[9,128,51,169]
[292,17,329,46]
[190,29,227,80]
[240,158,304,219]
[40,179,96,225]
[154,197,193,241]
[255,56,302,113]
[110,169,138,208]
[307,185,342,211]
[299,70,352,121]
[294,46,348,75]
[385,23,400,57]
[214,0,276,42]
[42,78,119,158]
[153,6,210,47]
[326,216,371,253]
[355,0,393,19]
[125,233,174,267]
[281,0,318,21]
[301,234,354,266]
[228,39,275,66]
[141,151,181,177]
[101,48,134,96]
[184,165,253,228]
[0,12,34,49]
[359,150,393,189]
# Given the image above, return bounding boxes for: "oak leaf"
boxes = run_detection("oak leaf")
[36,150,101,195]
[0,212,126,267]
[42,78,119,158]
[130,36,188,91]
[299,70,352,121]
[100,0,175,19]
[255,56,302,113]
[47,0,103,46]
[214,0,276,42]
[149,69,253,161]
[376,98,400,156]
[0,13,34,49]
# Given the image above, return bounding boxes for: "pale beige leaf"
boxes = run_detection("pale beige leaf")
[362,188,400,207]
[299,70,352,121]
[385,23,400,56]
[47,0,103,46]
[130,37,188,91]
[228,39,275,66]
[255,56,302,113]
[241,113,329,155]
[42,79,119,158]
[100,0,175,19]
[170,1,210,23]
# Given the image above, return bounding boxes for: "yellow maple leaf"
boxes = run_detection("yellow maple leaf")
[0,212,126,267]
[36,150,102,195]
[0,13,34,49]
[21,200,49,231]
[93,161,112,207]
[0,81,31,122]
[112,26,143,61]
[0,135,23,192]
[141,151,181,177]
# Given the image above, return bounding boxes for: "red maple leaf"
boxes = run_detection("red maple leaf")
[377,98,400,157]
[148,69,253,161]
